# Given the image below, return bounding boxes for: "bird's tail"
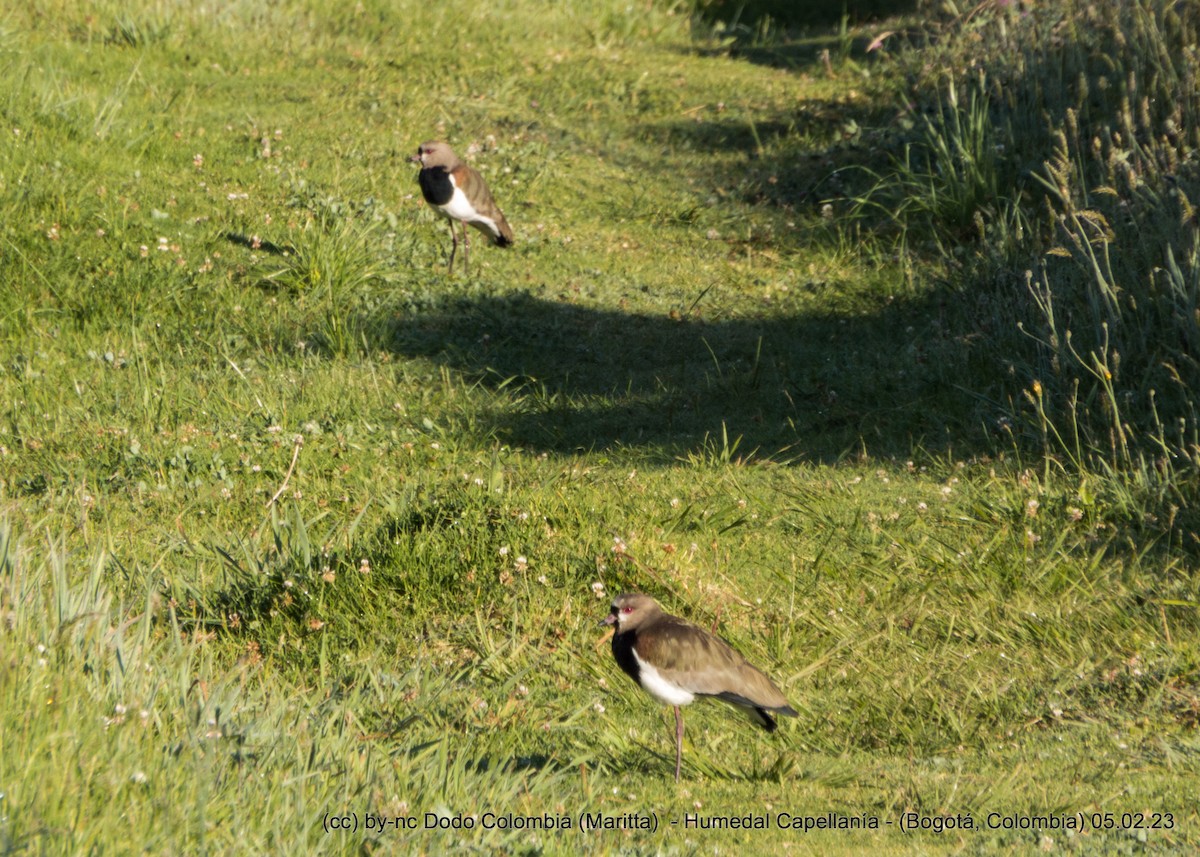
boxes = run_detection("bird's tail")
[751,708,779,732]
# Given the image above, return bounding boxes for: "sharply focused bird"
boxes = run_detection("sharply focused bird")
[411,140,513,275]
[602,592,797,782]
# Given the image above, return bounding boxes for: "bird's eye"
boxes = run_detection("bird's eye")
[621,606,634,614]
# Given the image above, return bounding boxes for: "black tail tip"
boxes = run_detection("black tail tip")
[756,704,797,731]
[494,235,513,248]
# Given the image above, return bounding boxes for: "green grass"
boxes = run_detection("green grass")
[1,0,1198,854]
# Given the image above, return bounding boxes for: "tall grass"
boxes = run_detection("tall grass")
[855,0,1200,537]
[849,72,1025,256]
[1014,2,1200,478]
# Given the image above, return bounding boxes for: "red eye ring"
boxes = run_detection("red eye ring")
[621,606,633,614]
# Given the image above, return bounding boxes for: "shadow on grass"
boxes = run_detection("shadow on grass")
[632,79,911,226]
[645,116,895,216]
[688,0,920,72]
[695,0,919,30]
[381,288,992,463]
[224,231,293,256]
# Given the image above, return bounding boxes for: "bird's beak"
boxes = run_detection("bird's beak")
[600,612,617,627]
[408,154,421,164]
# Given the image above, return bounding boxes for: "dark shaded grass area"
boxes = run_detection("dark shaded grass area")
[381,287,988,462]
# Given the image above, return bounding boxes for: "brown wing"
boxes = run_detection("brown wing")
[451,164,514,245]
[636,616,793,712]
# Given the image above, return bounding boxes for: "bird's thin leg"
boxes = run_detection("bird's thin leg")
[462,223,471,276]
[446,220,458,275]
[674,705,684,783]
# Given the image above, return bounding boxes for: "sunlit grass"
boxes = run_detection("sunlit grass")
[0,0,1197,854]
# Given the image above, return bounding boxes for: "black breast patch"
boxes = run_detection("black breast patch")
[418,166,454,206]
[611,630,642,685]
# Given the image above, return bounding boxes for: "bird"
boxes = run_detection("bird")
[601,592,797,782]
[410,140,513,275]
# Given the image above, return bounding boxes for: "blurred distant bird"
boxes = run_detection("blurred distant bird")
[602,592,797,782]
[411,140,513,275]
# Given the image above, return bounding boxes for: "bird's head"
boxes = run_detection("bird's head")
[602,592,661,631]
[410,140,457,169]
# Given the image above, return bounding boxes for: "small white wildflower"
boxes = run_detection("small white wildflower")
[591,581,607,599]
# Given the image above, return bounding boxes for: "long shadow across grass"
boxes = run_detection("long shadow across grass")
[382,286,995,463]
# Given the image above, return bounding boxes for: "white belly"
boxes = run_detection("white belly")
[633,650,695,706]
[437,184,480,222]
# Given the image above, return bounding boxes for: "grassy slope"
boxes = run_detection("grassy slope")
[0,1,1197,854]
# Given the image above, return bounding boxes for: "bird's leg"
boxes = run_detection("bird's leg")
[461,222,471,276]
[446,220,458,275]
[674,705,684,783]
